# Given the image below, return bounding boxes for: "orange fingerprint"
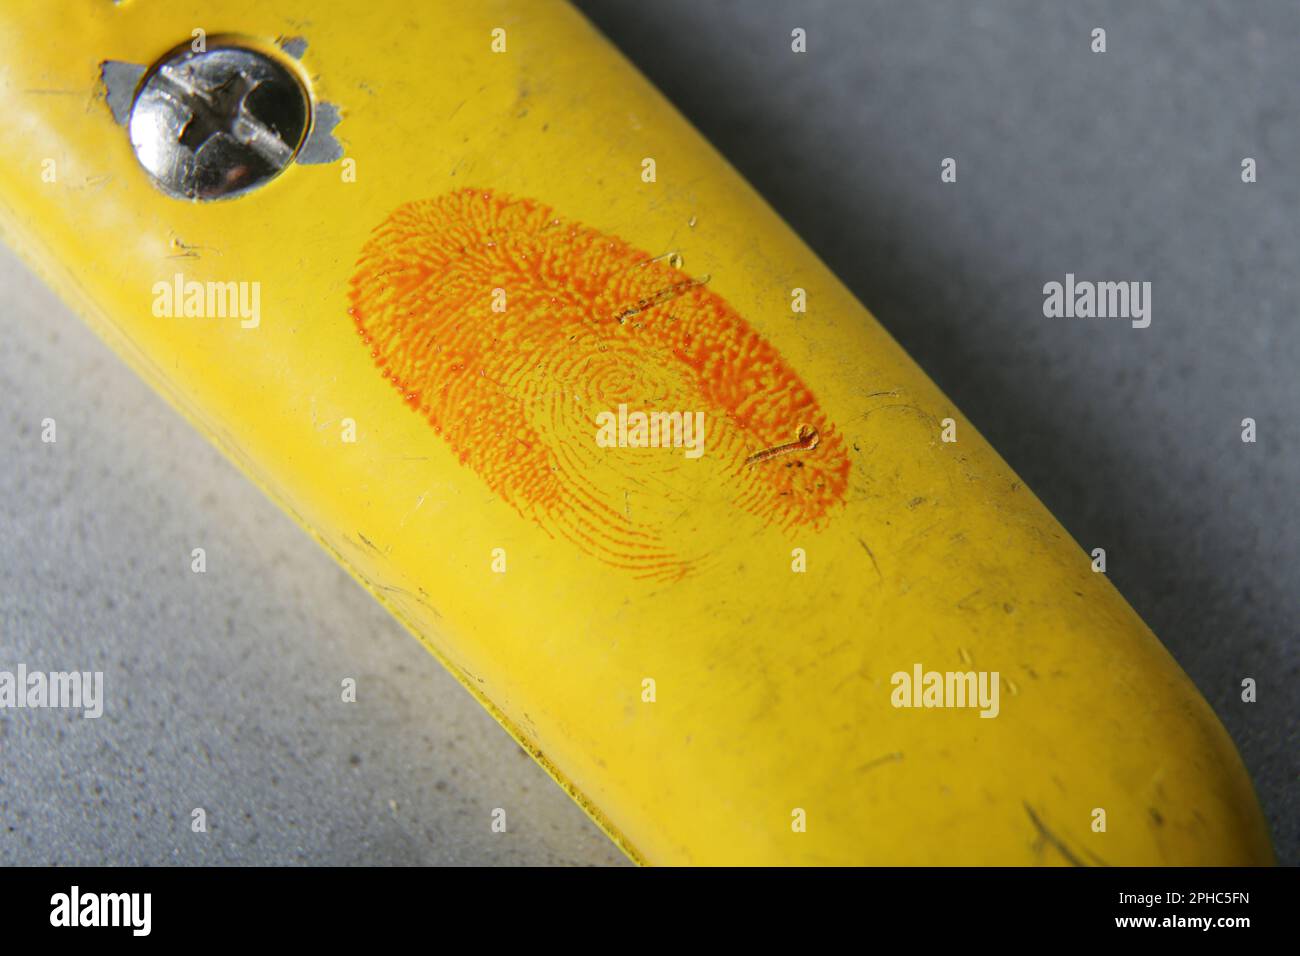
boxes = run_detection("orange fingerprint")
[348,189,849,578]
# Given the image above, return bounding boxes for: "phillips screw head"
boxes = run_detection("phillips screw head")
[128,45,310,201]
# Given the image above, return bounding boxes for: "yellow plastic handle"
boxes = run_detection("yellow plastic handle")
[0,0,1273,865]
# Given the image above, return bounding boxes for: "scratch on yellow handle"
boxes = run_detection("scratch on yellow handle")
[0,0,1273,865]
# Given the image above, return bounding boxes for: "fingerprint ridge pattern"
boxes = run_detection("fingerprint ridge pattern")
[348,188,850,578]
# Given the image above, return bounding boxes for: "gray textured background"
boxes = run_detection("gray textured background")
[2,0,1296,865]
[0,261,625,866]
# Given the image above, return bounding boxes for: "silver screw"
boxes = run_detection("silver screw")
[128,46,309,202]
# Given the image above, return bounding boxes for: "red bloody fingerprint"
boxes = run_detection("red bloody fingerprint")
[348,188,850,579]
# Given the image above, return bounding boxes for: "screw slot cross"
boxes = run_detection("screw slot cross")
[158,63,296,168]
[127,46,309,201]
